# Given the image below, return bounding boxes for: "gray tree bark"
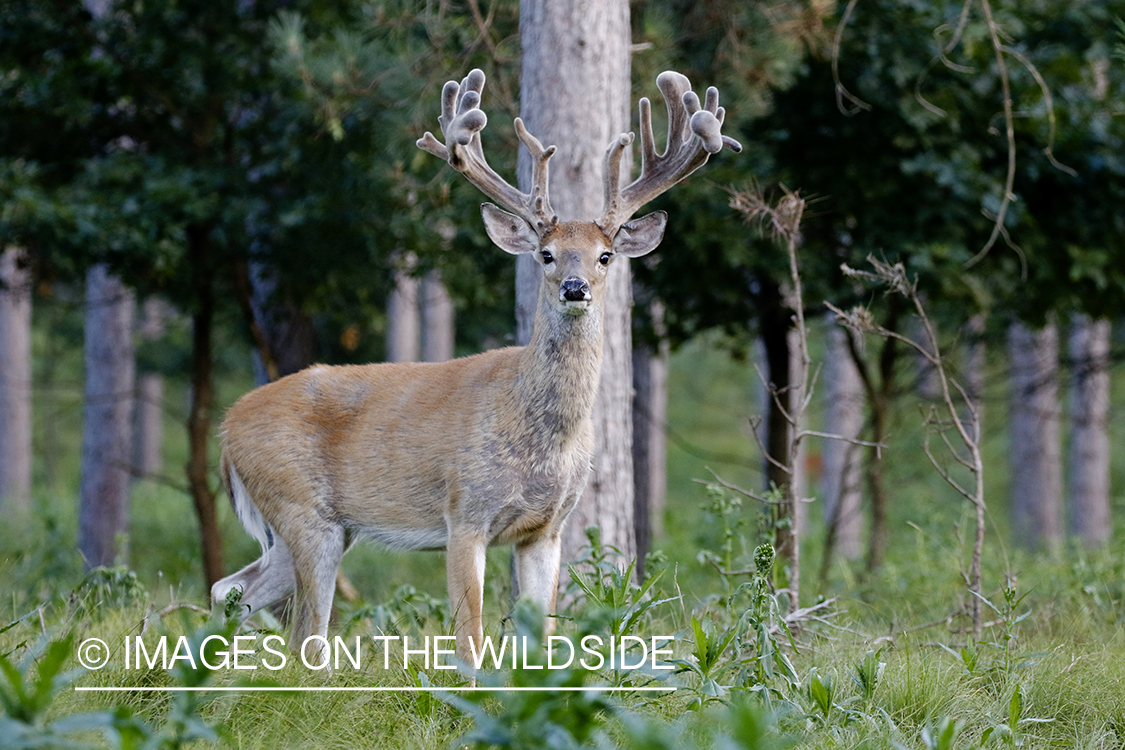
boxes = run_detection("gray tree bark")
[421,270,455,362]
[1008,319,1062,551]
[518,0,635,565]
[822,322,864,559]
[1068,315,1111,547]
[132,298,165,478]
[0,247,32,511]
[789,326,807,538]
[386,258,420,363]
[79,264,136,569]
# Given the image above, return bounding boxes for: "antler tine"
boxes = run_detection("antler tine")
[514,118,559,233]
[417,69,559,236]
[598,71,743,235]
[658,71,693,153]
[599,132,635,233]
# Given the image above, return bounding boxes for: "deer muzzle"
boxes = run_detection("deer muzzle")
[559,277,592,315]
[560,277,591,303]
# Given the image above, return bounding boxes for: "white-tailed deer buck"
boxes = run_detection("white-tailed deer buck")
[212,69,740,668]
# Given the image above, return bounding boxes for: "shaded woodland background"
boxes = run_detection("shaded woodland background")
[2,0,1125,660]
[6,1,1125,747]
[3,0,1125,597]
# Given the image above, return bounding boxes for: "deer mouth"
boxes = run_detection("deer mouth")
[560,299,591,315]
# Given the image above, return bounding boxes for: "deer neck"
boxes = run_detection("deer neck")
[514,283,604,443]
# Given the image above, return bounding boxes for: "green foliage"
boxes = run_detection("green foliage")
[0,618,235,750]
[805,667,834,723]
[851,649,887,711]
[1,0,525,373]
[439,604,616,750]
[0,635,85,729]
[614,695,791,750]
[71,567,148,622]
[679,615,738,700]
[441,604,795,750]
[6,6,1125,749]
[638,0,1125,373]
[262,0,525,356]
[568,528,679,645]
[977,683,1054,748]
[342,583,453,638]
[915,716,965,750]
[696,483,748,578]
[939,582,1043,685]
[141,617,245,748]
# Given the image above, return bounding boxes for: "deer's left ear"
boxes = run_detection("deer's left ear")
[610,211,667,258]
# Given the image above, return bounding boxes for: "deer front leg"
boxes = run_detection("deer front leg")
[446,529,487,672]
[515,532,562,635]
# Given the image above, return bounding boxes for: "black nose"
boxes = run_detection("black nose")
[560,277,591,302]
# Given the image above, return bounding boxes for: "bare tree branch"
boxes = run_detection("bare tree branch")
[696,469,785,506]
[747,416,794,477]
[831,0,872,115]
[797,430,883,458]
[964,0,1017,269]
[843,258,988,639]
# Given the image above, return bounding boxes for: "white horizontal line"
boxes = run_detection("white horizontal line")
[75,685,675,693]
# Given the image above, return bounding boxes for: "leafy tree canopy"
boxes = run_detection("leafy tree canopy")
[635,0,1125,348]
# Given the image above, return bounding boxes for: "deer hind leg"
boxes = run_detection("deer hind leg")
[446,529,487,671]
[515,532,562,635]
[210,535,297,620]
[284,517,346,668]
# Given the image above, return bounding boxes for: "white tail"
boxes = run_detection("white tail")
[213,70,740,670]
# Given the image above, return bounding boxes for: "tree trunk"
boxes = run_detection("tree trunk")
[759,280,791,496]
[821,321,864,561]
[386,257,420,363]
[41,304,62,493]
[519,0,635,567]
[757,276,800,585]
[632,310,668,577]
[865,331,898,573]
[1068,314,1110,547]
[1008,319,1062,551]
[843,301,900,574]
[0,247,32,511]
[78,264,135,569]
[187,229,223,589]
[239,261,316,384]
[789,326,807,538]
[421,269,455,362]
[132,297,166,479]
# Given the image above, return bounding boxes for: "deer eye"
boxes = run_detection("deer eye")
[541,250,554,264]
[598,252,612,266]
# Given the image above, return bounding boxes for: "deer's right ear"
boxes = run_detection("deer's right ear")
[481,203,540,255]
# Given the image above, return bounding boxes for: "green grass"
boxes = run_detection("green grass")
[4,321,1125,748]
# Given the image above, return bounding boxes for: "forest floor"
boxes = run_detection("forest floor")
[3,334,1125,748]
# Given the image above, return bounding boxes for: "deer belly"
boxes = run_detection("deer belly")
[355,524,449,551]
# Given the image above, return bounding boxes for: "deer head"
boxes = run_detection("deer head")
[417,69,742,318]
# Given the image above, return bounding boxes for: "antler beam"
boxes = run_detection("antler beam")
[417,69,559,236]
[599,72,743,235]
